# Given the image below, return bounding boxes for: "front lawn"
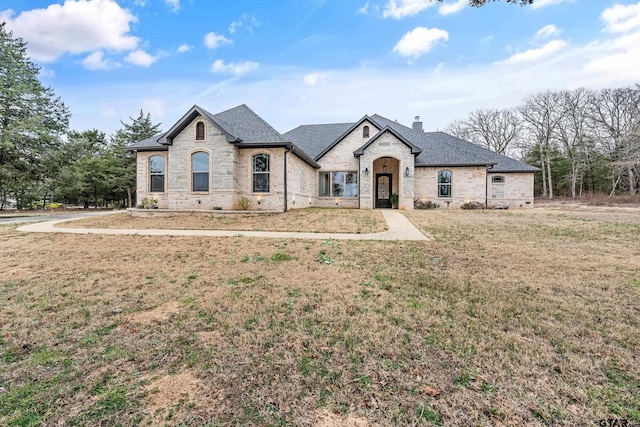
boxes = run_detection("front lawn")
[1,207,639,426]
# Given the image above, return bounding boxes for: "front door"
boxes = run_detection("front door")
[376,174,392,208]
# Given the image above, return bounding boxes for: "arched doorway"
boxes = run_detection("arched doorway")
[372,157,399,208]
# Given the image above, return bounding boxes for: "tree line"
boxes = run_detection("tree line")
[447,86,640,198]
[0,23,161,210]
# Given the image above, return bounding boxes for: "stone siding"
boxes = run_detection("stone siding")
[414,166,486,208]
[359,132,415,210]
[487,172,535,208]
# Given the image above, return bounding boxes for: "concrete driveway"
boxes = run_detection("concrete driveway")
[0,210,121,225]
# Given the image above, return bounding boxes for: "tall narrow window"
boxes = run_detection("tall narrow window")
[491,175,505,198]
[192,152,209,192]
[363,126,370,138]
[195,121,205,140]
[253,154,270,192]
[149,156,165,192]
[438,170,452,198]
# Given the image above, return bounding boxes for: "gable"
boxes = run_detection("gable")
[315,116,381,161]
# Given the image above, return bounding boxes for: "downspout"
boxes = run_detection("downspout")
[284,145,293,212]
[358,156,361,209]
[485,165,493,208]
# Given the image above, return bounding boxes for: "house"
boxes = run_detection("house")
[129,104,538,211]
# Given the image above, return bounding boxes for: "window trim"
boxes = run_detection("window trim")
[491,175,506,199]
[148,155,166,193]
[437,169,452,199]
[195,121,205,141]
[190,151,210,193]
[319,171,358,198]
[252,153,270,193]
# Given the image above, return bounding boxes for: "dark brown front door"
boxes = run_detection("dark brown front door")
[376,174,392,208]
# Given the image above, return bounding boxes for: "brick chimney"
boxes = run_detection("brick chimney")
[412,116,423,132]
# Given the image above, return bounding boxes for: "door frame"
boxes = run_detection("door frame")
[375,173,392,209]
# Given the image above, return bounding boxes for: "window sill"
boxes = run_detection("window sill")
[318,196,359,199]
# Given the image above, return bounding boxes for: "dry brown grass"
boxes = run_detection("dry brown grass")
[1,207,639,426]
[57,208,387,234]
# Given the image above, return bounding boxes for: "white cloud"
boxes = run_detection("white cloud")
[1,0,139,62]
[228,13,259,34]
[502,39,567,64]
[602,2,640,34]
[211,59,259,76]
[38,67,56,78]
[383,0,436,19]
[204,32,232,49]
[303,72,329,85]
[166,0,180,12]
[531,0,574,10]
[177,43,193,53]
[358,3,370,14]
[439,0,466,16]
[536,24,562,39]
[82,51,111,70]
[124,50,158,67]
[133,0,148,6]
[393,27,449,59]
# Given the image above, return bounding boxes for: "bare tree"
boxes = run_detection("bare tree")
[457,108,522,155]
[588,87,640,195]
[520,91,566,199]
[554,88,595,198]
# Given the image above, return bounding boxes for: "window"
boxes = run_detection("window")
[491,175,505,199]
[252,154,270,192]
[192,152,209,192]
[196,121,205,140]
[438,170,452,198]
[149,156,165,193]
[363,126,370,138]
[319,171,358,197]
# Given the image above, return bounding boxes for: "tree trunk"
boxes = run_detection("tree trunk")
[127,187,132,208]
[628,166,637,195]
[546,151,554,199]
[539,144,547,197]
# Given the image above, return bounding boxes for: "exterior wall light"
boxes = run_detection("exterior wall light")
[364,167,369,177]
[405,167,410,177]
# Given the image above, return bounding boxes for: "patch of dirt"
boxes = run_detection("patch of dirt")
[315,410,371,427]
[0,267,32,280]
[127,301,183,324]
[144,371,202,415]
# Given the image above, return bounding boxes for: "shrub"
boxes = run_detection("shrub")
[46,202,63,209]
[414,199,439,209]
[238,197,251,210]
[140,197,158,209]
[460,201,485,210]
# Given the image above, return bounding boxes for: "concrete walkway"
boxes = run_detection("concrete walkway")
[16,210,427,241]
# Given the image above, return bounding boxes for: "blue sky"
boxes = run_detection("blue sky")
[2,0,640,136]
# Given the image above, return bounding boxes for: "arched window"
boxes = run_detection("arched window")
[252,154,270,193]
[491,175,505,199]
[438,170,452,198]
[363,126,370,138]
[195,121,205,140]
[192,152,209,192]
[149,156,165,192]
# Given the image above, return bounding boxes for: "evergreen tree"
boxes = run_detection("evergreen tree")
[110,110,162,207]
[0,23,70,209]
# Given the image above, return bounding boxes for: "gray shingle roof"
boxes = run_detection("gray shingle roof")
[128,133,166,150]
[210,104,287,144]
[283,123,354,160]
[370,114,539,172]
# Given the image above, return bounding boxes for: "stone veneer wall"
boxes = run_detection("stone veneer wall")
[487,172,535,208]
[315,120,376,209]
[359,132,415,210]
[414,166,486,208]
